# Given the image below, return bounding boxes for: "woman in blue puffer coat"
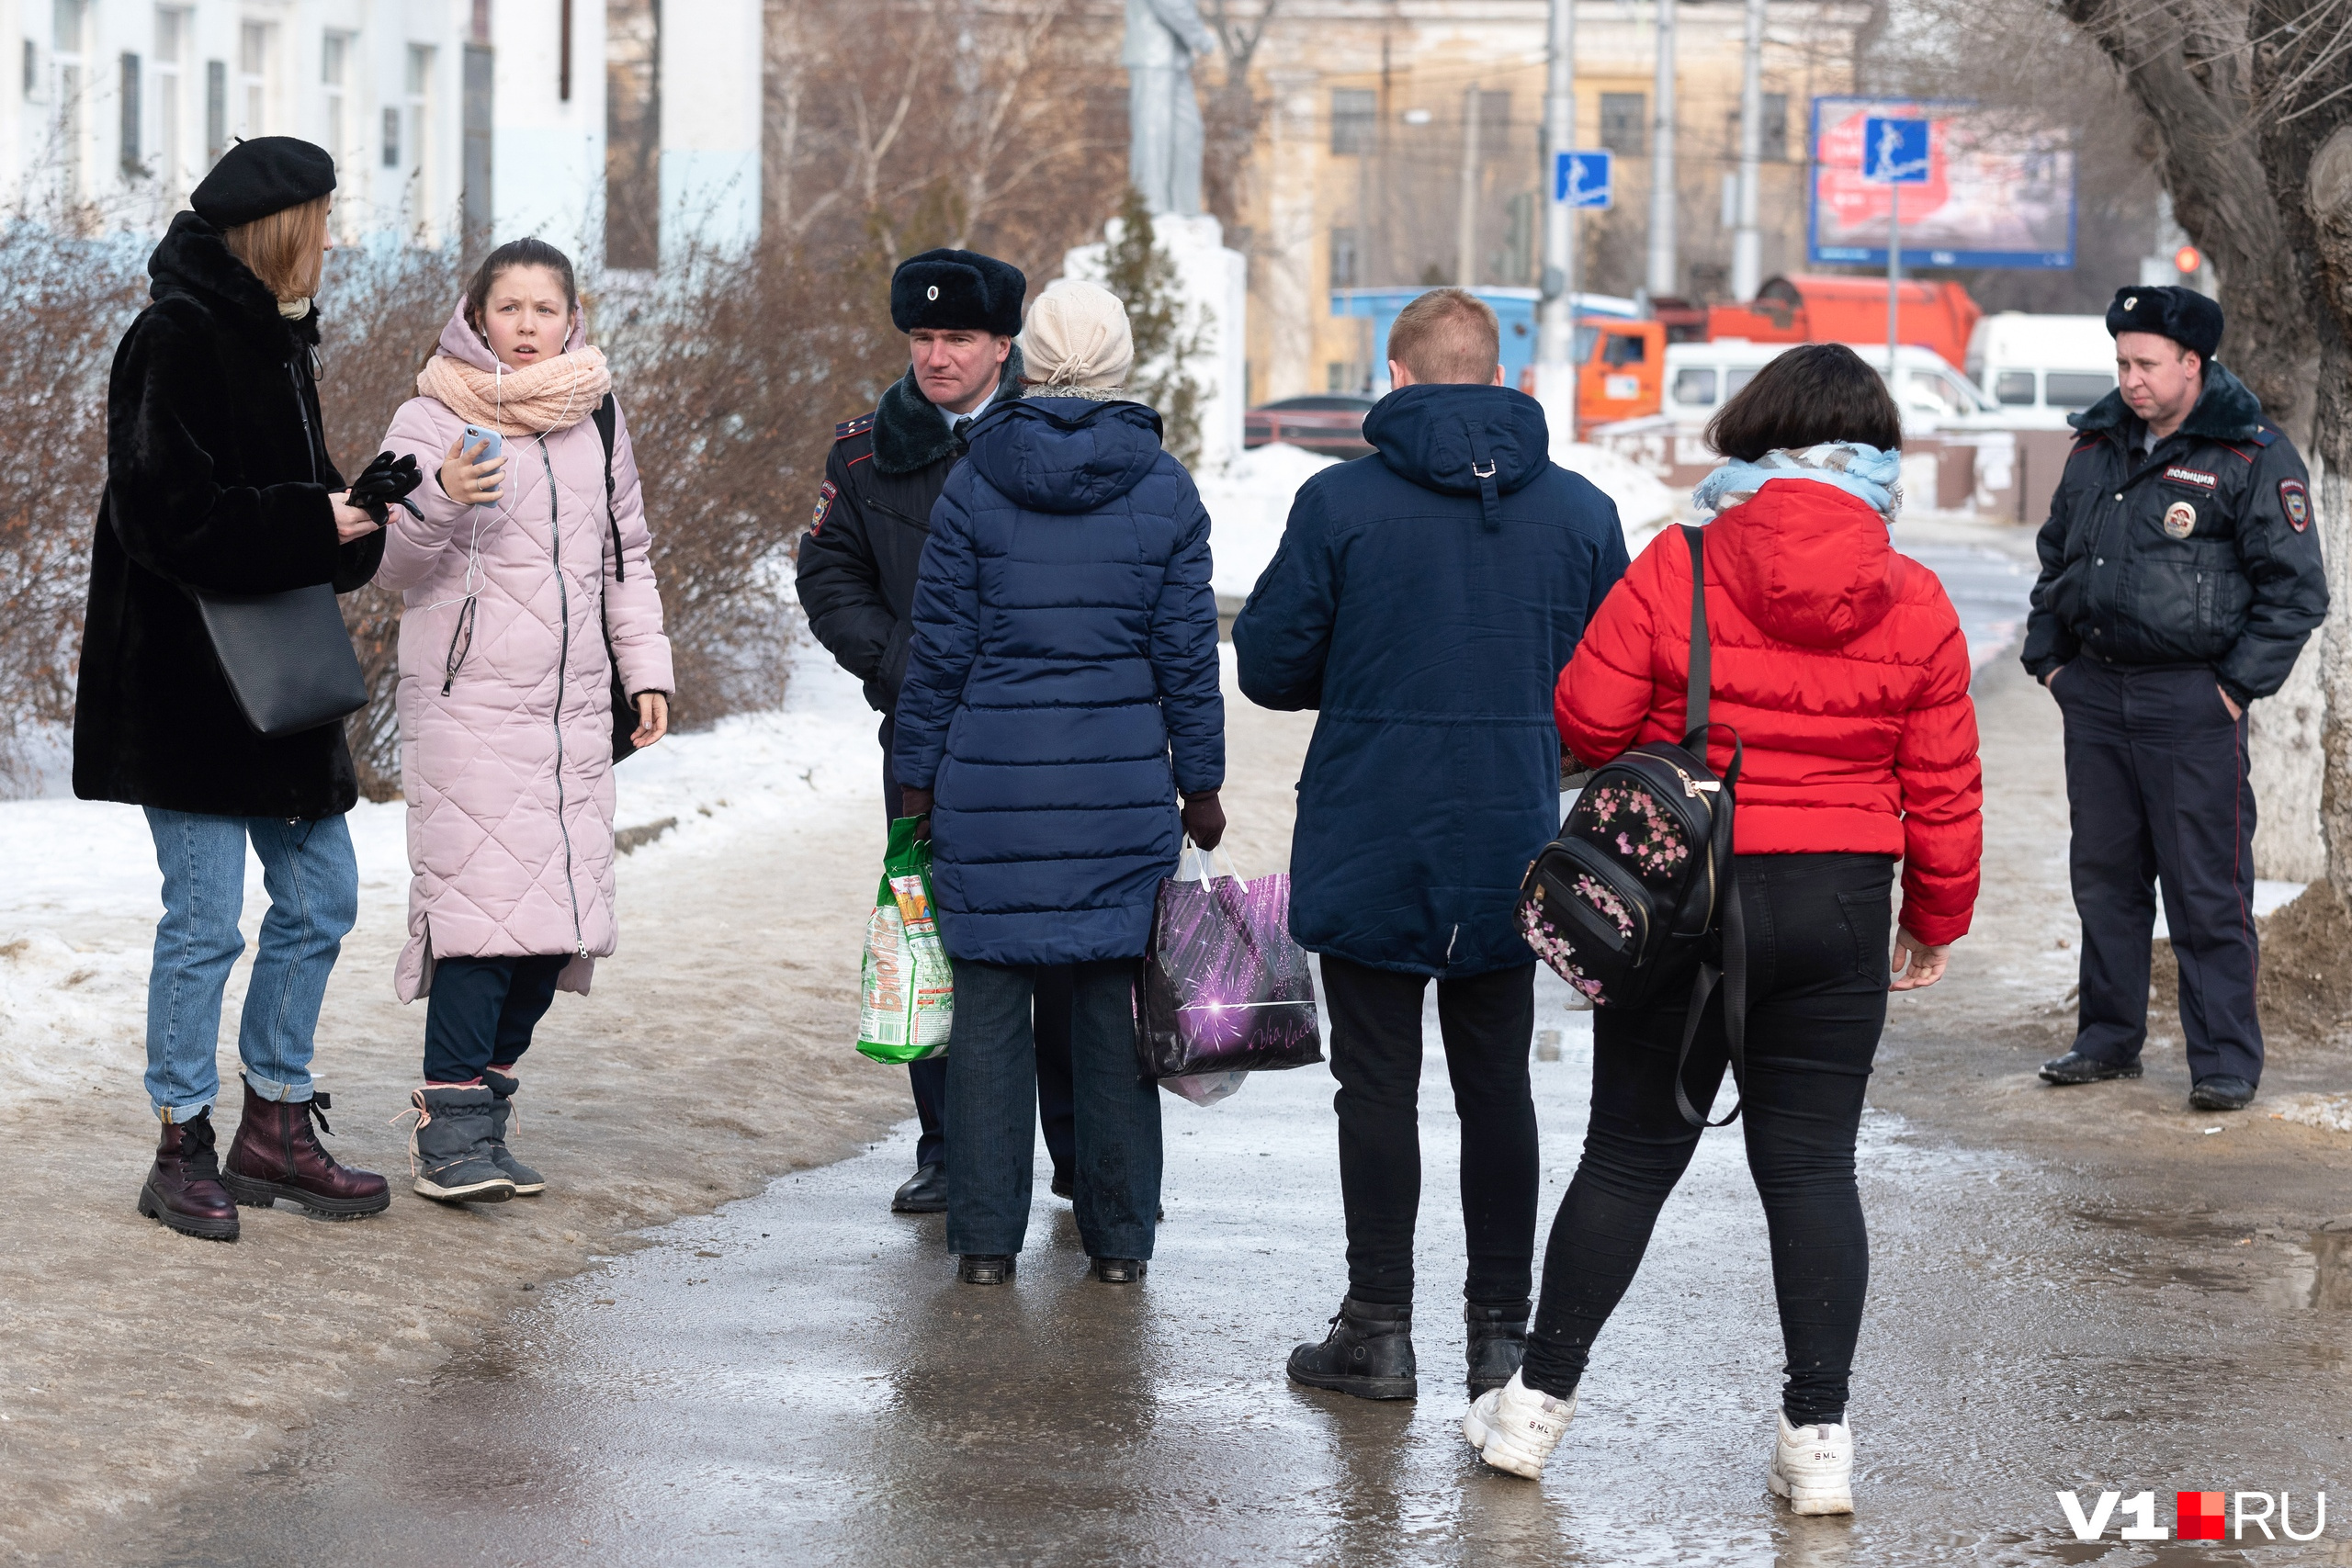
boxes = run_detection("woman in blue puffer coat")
[892,279,1225,1289]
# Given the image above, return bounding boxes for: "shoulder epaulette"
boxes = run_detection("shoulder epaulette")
[2250,425,2277,446]
[834,412,875,443]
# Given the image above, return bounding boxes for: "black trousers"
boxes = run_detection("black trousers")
[1322,955,1539,1309]
[1521,852,1893,1427]
[2054,660,2262,1085]
[423,954,569,1083]
[881,717,1075,1175]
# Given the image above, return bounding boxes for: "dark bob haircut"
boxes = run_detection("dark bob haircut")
[1703,342,1903,461]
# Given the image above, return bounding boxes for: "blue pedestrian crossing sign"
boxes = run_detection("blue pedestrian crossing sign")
[1860,117,1931,185]
[1554,150,1613,209]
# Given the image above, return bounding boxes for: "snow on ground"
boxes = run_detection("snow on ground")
[0,642,877,1109]
[2273,1093,2352,1134]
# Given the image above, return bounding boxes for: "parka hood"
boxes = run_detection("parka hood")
[432,292,591,373]
[1708,479,1899,649]
[147,209,318,346]
[962,396,1167,514]
[1363,384,1551,517]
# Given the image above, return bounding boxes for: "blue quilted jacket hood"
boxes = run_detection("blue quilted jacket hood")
[1365,383,1553,503]
[963,397,1167,514]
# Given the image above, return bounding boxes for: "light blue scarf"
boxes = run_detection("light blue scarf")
[1691,442,1904,525]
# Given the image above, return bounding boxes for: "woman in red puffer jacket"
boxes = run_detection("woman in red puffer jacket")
[1464,344,1983,1515]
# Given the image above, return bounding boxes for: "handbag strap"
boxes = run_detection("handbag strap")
[1669,522,1747,1129]
[1681,524,1709,748]
[593,392,624,583]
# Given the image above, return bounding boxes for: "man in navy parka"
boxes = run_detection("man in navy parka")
[892,279,1225,1289]
[1236,288,1627,1401]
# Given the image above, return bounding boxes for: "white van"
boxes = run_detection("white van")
[1965,313,2117,427]
[1664,340,1997,432]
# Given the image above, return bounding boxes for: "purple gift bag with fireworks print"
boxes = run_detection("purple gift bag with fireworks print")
[1136,849,1324,1087]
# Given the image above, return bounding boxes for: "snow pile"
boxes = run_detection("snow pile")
[1552,441,1682,550]
[2273,1095,2352,1134]
[1200,443,1338,600]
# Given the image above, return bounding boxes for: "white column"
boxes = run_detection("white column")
[1535,0,1577,369]
[1731,0,1764,299]
[659,0,762,264]
[1645,0,1677,299]
[491,0,606,265]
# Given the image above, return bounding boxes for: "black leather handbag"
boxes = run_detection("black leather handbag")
[194,584,369,739]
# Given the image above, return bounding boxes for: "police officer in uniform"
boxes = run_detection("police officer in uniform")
[796,248,1079,1212]
[2022,286,2327,1111]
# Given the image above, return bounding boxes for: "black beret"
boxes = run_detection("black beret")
[190,136,337,229]
[890,248,1025,337]
[2106,285,2222,359]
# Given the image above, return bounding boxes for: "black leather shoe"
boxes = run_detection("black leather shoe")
[1091,1257,1147,1283]
[2039,1051,2143,1086]
[2189,1075,2256,1111]
[957,1253,1015,1285]
[1050,1171,1073,1201]
[1465,1301,1530,1393]
[892,1162,947,1213]
[1287,1295,1417,1400]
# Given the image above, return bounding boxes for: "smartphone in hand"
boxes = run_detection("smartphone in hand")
[460,424,505,507]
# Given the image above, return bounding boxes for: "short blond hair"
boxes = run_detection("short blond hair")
[1388,288,1500,384]
[222,195,330,301]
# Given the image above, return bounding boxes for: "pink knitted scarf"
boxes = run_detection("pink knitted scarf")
[415,345,613,436]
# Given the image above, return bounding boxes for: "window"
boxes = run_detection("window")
[1466,88,1510,153]
[1726,367,1758,399]
[1672,367,1717,405]
[1601,333,1646,367]
[2045,371,2116,409]
[1329,226,1359,288]
[1600,93,1645,157]
[1760,93,1788,160]
[237,21,275,138]
[155,10,186,194]
[205,58,226,164]
[405,44,437,234]
[322,31,355,232]
[382,107,401,167]
[120,53,141,175]
[1993,369,2036,406]
[1331,89,1375,156]
[21,39,32,98]
[52,1,87,201]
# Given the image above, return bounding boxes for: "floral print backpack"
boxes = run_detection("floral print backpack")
[1518,525,1750,1127]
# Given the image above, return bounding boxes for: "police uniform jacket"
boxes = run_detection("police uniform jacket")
[2021,364,2326,705]
[795,353,1024,716]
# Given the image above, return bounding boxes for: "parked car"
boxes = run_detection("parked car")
[1245,395,1376,457]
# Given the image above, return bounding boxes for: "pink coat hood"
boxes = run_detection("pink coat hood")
[377,300,674,1001]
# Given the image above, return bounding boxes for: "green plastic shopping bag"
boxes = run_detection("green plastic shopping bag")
[856,816,953,1063]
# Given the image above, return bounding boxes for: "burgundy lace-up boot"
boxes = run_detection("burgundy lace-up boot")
[222,1075,391,1219]
[138,1109,241,1241]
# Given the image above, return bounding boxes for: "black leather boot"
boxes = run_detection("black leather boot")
[1286,1296,1417,1400]
[1465,1301,1530,1393]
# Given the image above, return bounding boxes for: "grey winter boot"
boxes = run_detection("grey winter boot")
[405,1085,517,1203]
[481,1068,546,1196]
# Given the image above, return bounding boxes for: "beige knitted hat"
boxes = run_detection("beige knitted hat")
[1018,279,1136,389]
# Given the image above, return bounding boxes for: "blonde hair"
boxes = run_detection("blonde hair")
[222,195,331,301]
[1389,288,1501,385]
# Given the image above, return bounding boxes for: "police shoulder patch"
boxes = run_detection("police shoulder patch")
[833,412,875,443]
[810,479,839,534]
[2281,477,2311,532]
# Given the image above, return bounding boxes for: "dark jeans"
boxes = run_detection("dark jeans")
[2054,660,2261,1084]
[883,716,1075,1175]
[1322,955,1539,1309]
[423,954,569,1083]
[1521,852,1894,1427]
[944,957,1161,1260]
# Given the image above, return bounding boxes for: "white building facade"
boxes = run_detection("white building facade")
[2,0,757,265]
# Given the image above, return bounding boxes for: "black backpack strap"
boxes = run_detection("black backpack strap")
[593,392,623,582]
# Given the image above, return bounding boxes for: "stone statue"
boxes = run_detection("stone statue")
[1124,0,1217,217]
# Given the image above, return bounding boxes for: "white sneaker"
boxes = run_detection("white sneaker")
[1462,1371,1576,1479]
[1767,1411,1855,1515]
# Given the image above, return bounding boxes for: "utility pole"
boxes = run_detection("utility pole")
[1456,83,1484,288]
[1731,0,1763,299]
[1646,0,1677,299]
[1537,0,1577,368]
[1887,175,1901,377]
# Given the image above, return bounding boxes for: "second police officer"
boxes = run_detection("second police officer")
[796,249,1079,1213]
[2022,285,2327,1112]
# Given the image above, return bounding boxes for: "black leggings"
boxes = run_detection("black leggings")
[1521,852,1894,1427]
[1323,956,1539,1309]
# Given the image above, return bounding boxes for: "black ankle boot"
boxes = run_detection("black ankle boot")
[1465,1301,1530,1393]
[1286,1295,1416,1400]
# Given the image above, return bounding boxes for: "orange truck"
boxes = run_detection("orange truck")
[1705,275,1983,369]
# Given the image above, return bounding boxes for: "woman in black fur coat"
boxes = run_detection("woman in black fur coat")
[74,138,392,1242]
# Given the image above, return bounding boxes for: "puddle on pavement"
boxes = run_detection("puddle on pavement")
[2070,1206,2352,1314]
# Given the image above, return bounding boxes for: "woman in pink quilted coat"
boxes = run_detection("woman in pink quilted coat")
[376,238,673,1204]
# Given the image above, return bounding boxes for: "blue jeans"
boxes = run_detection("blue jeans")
[945,957,1161,1260]
[423,953,568,1083]
[142,809,359,1122]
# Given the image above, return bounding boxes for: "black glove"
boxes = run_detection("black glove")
[347,450,425,526]
[900,785,933,840]
[1180,790,1226,852]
